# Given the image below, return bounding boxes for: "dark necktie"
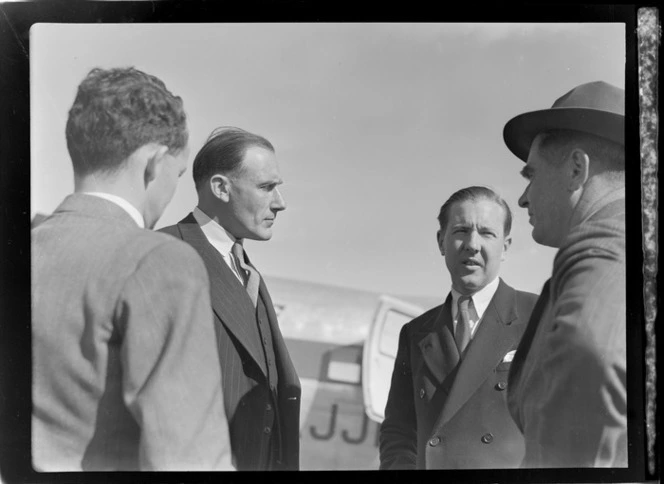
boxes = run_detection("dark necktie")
[456,296,472,354]
[231,242,260,307]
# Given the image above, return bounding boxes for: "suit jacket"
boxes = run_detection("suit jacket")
[379,279,537,469]
[507,187,627,468]
[160,213,301,471]
[31,194,232,471]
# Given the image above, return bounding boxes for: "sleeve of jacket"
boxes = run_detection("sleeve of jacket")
[379,324,417,470]
[116,239,234,471]
[522,253,627,468]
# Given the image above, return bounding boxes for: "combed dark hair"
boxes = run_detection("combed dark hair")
[437,186,513,237]
[65,67,188,175]
[192,126,274,191]
[538,129,625,174]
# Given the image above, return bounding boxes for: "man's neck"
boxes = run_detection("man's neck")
[75,173,145,214]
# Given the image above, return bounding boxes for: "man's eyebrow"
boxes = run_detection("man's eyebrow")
[520,166,534,179]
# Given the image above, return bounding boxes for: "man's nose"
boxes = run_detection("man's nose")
[272,188,286,211]
[464,231,481,252]
[518,186,529,208]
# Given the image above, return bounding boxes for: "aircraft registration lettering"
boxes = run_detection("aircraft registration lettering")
[308,401,378,446]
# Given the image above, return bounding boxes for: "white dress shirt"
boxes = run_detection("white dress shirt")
[83,192,144,228]
[450,276,500,338]
[192,207,245,284]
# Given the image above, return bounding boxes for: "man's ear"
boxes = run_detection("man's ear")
[501,235,512,261]
[210,174,232,202]
[436,230,445,255]
[567,148,590,191]
[143,144,169,188]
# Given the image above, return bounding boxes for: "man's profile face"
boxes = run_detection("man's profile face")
[226,145,286,241]
[518,135,572,248]
[144,145,190,229]
[438,198,511,296]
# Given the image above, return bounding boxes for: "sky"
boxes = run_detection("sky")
[30,23,625,299]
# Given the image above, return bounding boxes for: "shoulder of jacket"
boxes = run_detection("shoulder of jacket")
[515,289,540,304]
[405,304,443,331]
[126,230,205,270]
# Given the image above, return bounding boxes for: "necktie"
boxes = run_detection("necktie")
[232,242,260,307]
[456,296,472,354]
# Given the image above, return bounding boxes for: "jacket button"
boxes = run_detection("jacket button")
[481,433,494,444]
[266,403,273,411]
[264,426,272,434]
[419,388,426,399]
[428,436,441,447]
[496,381,507,391]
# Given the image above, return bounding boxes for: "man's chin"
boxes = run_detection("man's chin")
[455,278,483,295]
[245,231,272,242]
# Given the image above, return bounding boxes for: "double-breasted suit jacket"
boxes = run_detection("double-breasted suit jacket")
[160,213,301,471]
[380,279,537,469]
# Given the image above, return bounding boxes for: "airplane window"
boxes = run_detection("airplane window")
[327,361,361,384]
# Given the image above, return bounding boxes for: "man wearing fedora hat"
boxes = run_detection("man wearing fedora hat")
[502,81,626,468]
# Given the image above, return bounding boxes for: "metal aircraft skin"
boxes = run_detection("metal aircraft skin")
[266,275,438,470]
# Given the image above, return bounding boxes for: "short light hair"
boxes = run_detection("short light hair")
[66,67,188,176]
[437,186,513,237]
[192,126,274,191]
[537,129,625,176]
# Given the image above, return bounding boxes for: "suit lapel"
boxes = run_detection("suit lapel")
[415,295,459,386]
[434,280,520,429]
[256,277,300,391]
[176,214,267,376]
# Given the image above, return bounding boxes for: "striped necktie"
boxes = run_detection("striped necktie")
[455,295,472,354]
[231,242,260,307]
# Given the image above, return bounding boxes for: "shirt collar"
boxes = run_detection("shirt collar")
[83,192,144,228]
[450,276,500,320]
[193,206,239,257]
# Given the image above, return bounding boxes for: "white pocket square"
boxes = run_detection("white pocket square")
[502,350,516,363]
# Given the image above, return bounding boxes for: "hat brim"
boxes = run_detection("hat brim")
[503,108,624,162]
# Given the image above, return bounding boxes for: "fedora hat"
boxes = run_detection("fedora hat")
[503,81,624,162]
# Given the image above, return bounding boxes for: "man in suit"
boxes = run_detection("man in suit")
[31,67,232,471]
[503,81,626,467]
[160,127,301,471]
[379,186,538,469]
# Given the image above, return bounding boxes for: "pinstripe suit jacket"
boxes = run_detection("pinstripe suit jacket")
[31,194,232,471]
[508,186,626,467]
[160,213,301,471]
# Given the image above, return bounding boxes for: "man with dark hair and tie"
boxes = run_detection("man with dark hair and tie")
[379,186,538,469]
[503,81,626,467]
[160,126,301,471]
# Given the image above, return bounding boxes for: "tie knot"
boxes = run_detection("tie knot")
[232,241,245,261]
[458,295,472,312]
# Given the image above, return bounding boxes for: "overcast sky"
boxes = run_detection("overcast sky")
[30,23,625,298]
